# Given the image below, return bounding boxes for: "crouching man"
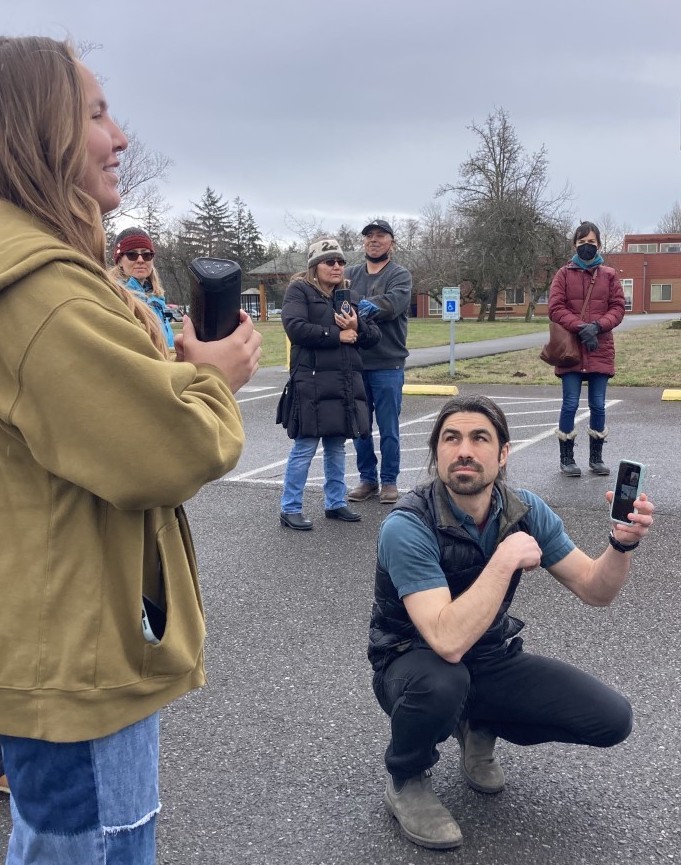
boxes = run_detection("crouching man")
[368,394,654,849]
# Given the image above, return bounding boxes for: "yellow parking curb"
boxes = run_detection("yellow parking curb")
[402,384,459,396]
[661,389,681,401]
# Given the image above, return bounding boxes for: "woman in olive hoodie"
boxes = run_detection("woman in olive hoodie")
[0,36,261,863]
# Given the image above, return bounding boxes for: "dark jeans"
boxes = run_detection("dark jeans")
[559,372,609,433]
[373,641,633,779]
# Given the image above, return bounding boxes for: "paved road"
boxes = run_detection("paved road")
[1,318,679,864]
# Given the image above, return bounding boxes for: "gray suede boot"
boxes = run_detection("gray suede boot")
[588,427,610,475]
[384,771,463,849]
[556,429,581,477]
[456,720,505,794]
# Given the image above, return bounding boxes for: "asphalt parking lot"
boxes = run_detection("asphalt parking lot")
[2,378,679,864]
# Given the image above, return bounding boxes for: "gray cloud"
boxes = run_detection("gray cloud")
[6,0,681,239]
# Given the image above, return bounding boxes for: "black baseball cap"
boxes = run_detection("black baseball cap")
[361,219,394,237]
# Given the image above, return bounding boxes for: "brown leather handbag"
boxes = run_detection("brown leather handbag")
[540,271,596,366]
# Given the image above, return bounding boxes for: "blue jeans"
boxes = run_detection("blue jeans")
[281,435,347,513]
[0,713,159,865]
[559,372,609,433]
[353,368,404,486]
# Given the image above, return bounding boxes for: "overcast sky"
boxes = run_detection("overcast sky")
[5,0,681,243]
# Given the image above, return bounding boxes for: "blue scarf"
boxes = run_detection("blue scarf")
[571,253,604,270]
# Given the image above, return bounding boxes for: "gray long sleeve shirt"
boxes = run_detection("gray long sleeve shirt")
[344,259,412,369]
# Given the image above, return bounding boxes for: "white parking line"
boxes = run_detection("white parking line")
[226,399,621,482]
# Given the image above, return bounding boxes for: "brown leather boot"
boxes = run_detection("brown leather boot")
[347,481,379,502]
[379,484,399,504]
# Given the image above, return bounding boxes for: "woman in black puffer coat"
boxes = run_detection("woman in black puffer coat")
[277,237,381,530]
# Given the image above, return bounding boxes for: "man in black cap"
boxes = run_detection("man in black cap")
[345,220,412,505]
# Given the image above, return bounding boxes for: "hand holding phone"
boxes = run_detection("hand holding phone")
[610,460,646,525]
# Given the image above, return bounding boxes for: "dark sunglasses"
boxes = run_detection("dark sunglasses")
[123,250,154,262]
[322,258,345,267]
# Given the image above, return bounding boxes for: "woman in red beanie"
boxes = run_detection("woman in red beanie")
[110,227,176,350]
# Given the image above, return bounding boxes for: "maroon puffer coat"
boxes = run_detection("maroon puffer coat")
[547,263,625,377]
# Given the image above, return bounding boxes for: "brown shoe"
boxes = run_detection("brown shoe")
[379,484,399,504]
[0,774,9,795]
[347,481,379,502]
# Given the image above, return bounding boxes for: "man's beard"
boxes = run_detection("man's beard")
[443,460,494,496]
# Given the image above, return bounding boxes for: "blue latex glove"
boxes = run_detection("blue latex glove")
[358,298,380,320]
[578,322,599,351]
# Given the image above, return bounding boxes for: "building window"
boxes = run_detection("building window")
[535,291,549,304]
[650,283,672,302]
[620,278,633,311]
[660,243,681,253]
[627,243,658,253]
[505,288,525,305]
[429,294,443,316]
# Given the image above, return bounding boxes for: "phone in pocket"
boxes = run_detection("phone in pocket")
[141,596,167,645]
[610,460,646,525]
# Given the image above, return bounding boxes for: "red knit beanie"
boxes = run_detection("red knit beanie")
[113,227,155,263]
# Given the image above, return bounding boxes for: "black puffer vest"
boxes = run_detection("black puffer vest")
[368,479,531,671]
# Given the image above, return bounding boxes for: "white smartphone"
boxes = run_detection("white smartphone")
[610,460,646,525]
[141,596,166,645]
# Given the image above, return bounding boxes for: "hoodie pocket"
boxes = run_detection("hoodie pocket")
[142,514,205,678]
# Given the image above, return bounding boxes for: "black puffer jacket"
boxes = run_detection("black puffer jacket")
[368,479,531,672]
[280,277,381,440]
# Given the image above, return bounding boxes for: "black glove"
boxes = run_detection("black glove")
[578,322,599,352]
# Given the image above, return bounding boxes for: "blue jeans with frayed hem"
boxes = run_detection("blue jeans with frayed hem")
[281,435,348,513]
[0,713,159,865]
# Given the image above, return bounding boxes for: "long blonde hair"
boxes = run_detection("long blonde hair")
[108,261,167,298]
[0,36,168,355]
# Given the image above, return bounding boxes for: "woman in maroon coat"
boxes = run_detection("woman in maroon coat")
[548,221,625,477]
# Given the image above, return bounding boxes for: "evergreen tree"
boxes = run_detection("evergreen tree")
[229,196,265,270]
[183,187,232,257]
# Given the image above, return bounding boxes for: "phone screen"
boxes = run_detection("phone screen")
[611,461,643,524]
[334,288,351,315]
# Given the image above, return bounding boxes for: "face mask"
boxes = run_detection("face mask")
[576,242,598,262]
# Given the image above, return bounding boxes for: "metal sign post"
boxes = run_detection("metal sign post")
[441,287,461,377]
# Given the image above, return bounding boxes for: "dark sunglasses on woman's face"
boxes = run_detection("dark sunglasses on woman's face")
[322,258,345,267]
[123,251,154,262]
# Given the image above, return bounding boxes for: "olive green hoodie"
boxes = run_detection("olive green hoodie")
[0,201,245,741]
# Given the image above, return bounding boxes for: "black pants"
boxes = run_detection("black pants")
[372,640,633,779]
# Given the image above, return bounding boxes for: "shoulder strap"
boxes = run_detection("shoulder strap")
[580,269,597,318]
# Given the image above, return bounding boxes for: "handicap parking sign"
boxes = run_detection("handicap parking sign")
[442,287,461,321]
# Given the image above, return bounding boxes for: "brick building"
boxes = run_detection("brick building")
[417,232,681,319]
[603,232,681,314]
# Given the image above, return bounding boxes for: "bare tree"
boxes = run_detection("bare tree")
[407,203,462,299]
[656,201,681,233]
[335,224,361,251]
[106,126,172,221]
[392,218,421,251]
[596,211,631,254]
[283,211,326,247]
[437,107,571,320]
